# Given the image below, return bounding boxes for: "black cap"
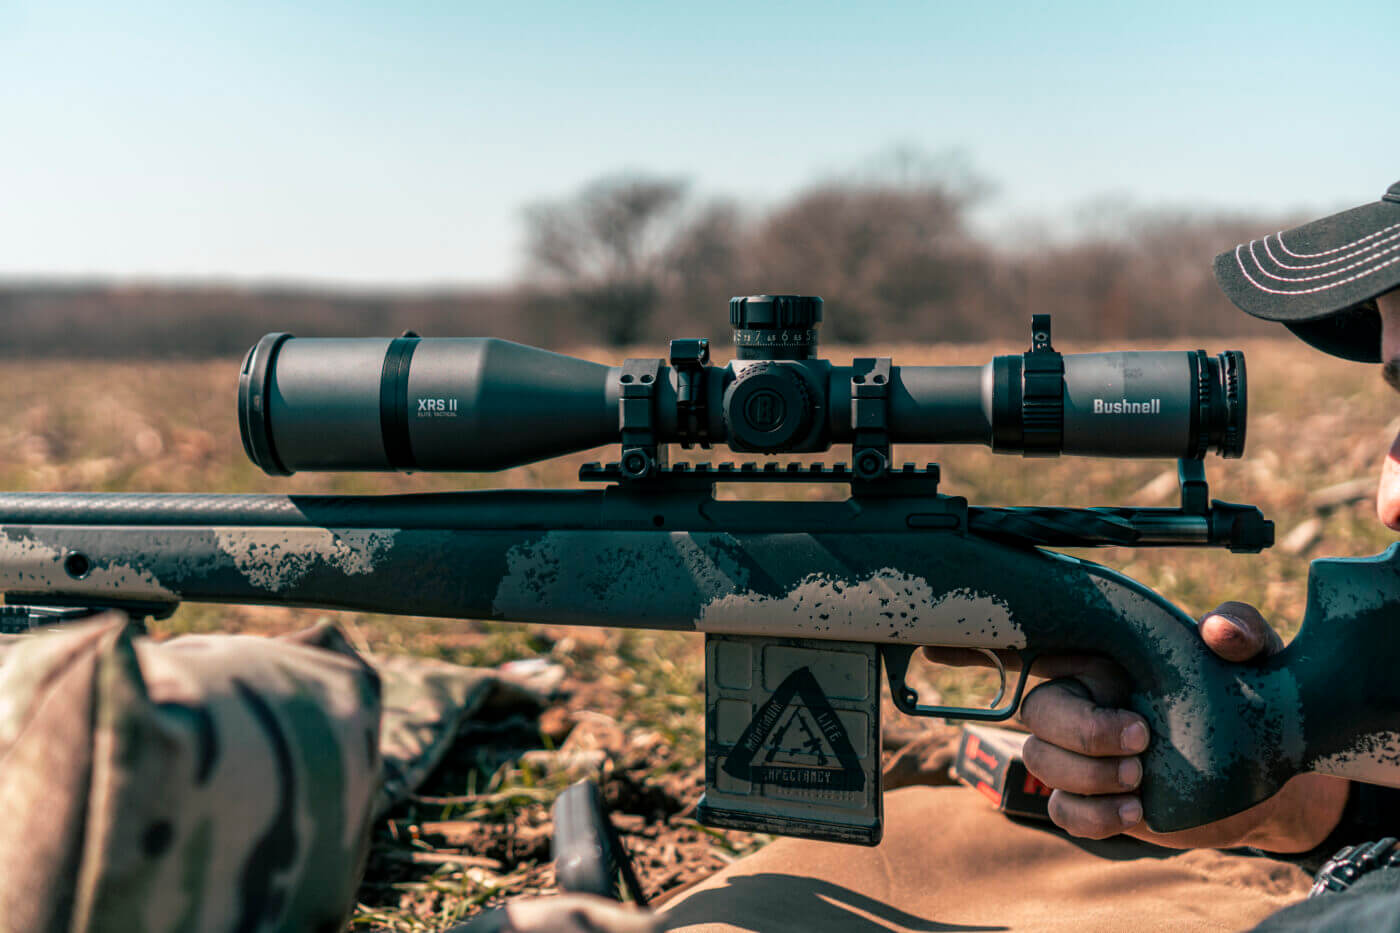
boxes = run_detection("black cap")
[1213,181,1400,363]
[729,295,823,328]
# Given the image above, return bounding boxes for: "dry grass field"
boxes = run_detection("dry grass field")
[1,335,1393,928]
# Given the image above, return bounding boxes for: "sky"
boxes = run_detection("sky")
[1,1,1397,287]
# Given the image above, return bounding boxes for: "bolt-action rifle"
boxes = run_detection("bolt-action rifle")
[1,296,1397,845]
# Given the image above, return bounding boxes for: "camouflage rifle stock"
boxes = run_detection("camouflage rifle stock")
[1,297,1398,846]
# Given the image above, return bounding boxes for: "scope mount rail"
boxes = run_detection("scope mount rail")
[580,454,1271,553]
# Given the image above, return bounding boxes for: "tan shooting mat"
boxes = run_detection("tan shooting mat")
[658,785,1313,932]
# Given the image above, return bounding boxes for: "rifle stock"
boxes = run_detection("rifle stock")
[0,487,1392,838]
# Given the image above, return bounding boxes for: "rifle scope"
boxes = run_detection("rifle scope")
[239,295,1246,475]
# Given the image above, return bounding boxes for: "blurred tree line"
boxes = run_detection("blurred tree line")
[520,157,1290,347]
[0,154,1291,357]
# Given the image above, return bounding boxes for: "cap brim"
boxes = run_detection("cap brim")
[1282,302,1382,363]
[1213,191,1400,363]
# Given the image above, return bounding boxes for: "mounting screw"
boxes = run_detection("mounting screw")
[64,552,92,579]
[620,450,652,480]
[855,449,887,480]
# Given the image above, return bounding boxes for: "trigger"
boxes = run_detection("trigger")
[977,648,1008,707]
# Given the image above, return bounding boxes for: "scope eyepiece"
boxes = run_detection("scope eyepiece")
[1213,349,1246,459]
[968,318,1248,460]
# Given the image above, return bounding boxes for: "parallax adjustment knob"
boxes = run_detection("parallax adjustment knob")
[722,363,814,452]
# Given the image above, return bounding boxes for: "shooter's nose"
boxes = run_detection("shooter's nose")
[1378,430,1400,531]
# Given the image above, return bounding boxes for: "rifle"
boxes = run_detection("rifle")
[1,295,1396,846]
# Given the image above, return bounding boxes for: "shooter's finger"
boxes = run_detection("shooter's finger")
[1047,789,1144,839]
[1020,678,1150,758]
[1199,601,1284,662]
[1022,655,1134,707]
[1022,735,1142,796]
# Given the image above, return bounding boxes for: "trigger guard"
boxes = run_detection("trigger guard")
[881,645,1036,723]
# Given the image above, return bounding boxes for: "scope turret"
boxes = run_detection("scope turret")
[239,300,1247,476]
[730,294,822,360]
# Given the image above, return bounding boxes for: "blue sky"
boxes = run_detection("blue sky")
[1,1,1396,286]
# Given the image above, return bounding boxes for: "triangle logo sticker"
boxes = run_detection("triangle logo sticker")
[722,666,865,792]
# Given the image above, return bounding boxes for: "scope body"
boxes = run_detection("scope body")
[241,310,1246,476]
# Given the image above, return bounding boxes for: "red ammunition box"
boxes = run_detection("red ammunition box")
[953,724,1053,821]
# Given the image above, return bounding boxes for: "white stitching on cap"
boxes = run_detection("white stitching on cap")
[1262,229,1400,270]
[1234,244,1400,295]
[1274,221,1400,258]
[1247,239,1400,283]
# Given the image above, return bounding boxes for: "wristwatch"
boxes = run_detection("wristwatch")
[1309,837,1400,898]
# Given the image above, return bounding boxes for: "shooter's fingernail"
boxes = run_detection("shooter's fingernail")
[1210,612,1249,636]
[1121,722,1148,753]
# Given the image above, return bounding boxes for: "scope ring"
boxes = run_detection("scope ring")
[1020,316,1063,456]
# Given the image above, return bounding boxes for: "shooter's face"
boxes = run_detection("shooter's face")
[1376,291,1400,530]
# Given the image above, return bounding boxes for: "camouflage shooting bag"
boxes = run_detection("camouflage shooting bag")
[0,614,382,933]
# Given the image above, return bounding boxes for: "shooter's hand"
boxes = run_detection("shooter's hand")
[924,602,1350,851]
